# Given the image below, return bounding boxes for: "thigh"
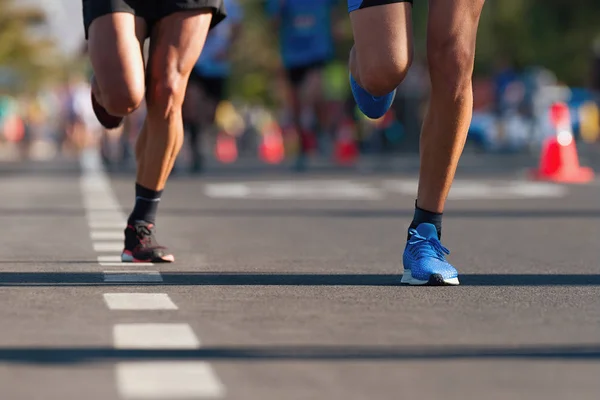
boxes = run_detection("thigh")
[87,9,147,101]
[146,10,214,105]
[349,1,414,71]
[427,0,486,57]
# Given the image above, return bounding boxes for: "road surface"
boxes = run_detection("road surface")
[0,151,599,399]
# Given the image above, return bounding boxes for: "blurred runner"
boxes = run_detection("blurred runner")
[183,0,243,174]
[83,0,226,263]
[267,0,339,170]
[65,77,99,154]
[347,0,485,285]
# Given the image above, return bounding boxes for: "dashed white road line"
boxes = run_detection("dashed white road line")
[116,362,225,399]
[91,231,125,240]
[98,255,124,263]
[204,178,569,201]
[113,323,199,349]
[81,149,224,399]
[88,220,128,229]
[103,293,179,310]
[94,242,126,252]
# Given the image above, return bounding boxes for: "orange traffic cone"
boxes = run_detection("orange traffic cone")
[530,102,594,183]
[334,118,359,166]
[214,132,238,164]
[259,122,285,164]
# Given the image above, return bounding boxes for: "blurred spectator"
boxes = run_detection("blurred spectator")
[183,0,243,174]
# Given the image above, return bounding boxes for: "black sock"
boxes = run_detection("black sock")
[408,200,443,239]
[128,183,163,225]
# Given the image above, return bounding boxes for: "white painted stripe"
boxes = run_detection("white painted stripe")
[205,181,382,200]
[104,271,163,283]
[93,242,124,252]
[84,205,122,213]
[87,212,126,220]
[100,262,155,267]
[116,362,225,399]
[98,255,123,263]
[91,231,124,240]
[85,206,122,212]
[88,219,126,227]
[89,221,127,229]
[103,293,178,310]
[113,323,199,349]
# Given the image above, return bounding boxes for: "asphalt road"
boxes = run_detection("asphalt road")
[0,151,599,400]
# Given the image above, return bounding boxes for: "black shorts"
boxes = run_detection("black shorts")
[348,0,412,13]
[285,60,328,88]
[82,0,227,39]
[189,70,226,102]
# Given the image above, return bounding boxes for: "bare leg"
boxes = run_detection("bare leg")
[417,0,486,213]
[88,14,147,117]
[136,10,213,190]
[349,3,413,96]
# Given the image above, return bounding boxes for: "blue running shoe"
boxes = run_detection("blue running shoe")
[349,73,396,119]
[402,223,459,286]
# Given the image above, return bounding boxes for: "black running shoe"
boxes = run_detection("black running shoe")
[121,221,175,263]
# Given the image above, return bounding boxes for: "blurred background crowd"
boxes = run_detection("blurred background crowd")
[0,0,599,172]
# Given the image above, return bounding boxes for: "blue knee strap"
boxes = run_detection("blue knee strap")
[349,73,396,119]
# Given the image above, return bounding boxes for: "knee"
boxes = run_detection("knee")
[101,84,144,117]
[147,67,188,118]
[358,52,412,96]
[427,37,475,96]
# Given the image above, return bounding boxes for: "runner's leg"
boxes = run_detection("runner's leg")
[87,13,147,127]
[417,0,486,214]
[123,9,214,263]
[402,0,486,286]
[348,1,413,119]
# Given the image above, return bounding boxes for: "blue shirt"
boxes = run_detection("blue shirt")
[194,0,243,78]
[267,0,337,68]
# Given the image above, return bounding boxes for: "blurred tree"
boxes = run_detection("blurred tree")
[0,0,66,94]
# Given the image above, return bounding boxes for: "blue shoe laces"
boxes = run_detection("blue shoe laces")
[407,229,450,261]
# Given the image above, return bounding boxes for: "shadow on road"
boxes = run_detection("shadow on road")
[0,208,599,219]
[0,343,598,365]
[1,272,599,287]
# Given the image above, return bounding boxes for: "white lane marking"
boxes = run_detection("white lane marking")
[104,271,163,283]
[87,211,126,218]
[116,362,225,399]
[382,179,568,200]
[84,203,121,211]
[91,231,124,240]
[113,323,199,349]
[100,262,155,267]
[81,149,226,399]
[103,293,178,310]
[89,220,127,229]
[93,242,124,252]
[204,178,567,201]
[98,255,123,263]
[205,180,382,200]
